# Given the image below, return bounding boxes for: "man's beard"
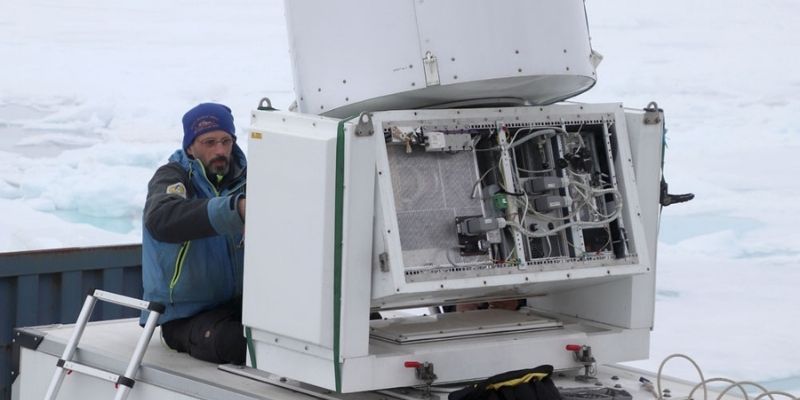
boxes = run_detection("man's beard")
[206,156,230,176]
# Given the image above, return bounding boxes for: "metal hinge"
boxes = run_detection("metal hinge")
[643,101,662,125]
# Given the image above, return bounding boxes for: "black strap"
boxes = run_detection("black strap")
[116,376,135,388]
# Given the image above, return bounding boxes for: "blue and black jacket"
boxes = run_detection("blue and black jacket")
[140,145,246,325]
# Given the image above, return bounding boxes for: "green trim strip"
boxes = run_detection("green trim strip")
[246,327,257,368]
[169,241,191,303]
[332,118,349,393]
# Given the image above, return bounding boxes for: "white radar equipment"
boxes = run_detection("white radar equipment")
[242,0,686,394]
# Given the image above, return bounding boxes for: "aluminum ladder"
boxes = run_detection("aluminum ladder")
[43,289,164,400]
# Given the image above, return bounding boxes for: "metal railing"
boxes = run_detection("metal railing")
[0,244,142,400]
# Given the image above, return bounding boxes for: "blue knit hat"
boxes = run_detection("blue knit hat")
[182,103,236,151]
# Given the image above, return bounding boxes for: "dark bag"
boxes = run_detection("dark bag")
[449,365,562,400]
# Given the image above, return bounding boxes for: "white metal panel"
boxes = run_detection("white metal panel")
[339,114,378,359]
[284,0,596,117]
[625,107,666,329]
[338,324,651,392]
[243,110,340,347]
[17,349,200,400]
[284,0,425,115]
[625,108,664,269]
[414,0,595,90]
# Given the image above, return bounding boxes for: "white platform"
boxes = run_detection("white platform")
[13,319,735,400]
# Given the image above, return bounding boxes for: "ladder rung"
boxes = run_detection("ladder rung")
[58,359,122,384]
[93,290,162,313]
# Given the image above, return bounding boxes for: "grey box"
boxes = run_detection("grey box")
[524,176,565,193]
[534,196,568,212]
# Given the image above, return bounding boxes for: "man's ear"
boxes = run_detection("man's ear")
[185,146,194,157]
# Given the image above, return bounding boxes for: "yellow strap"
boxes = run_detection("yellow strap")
[486,373,548,390]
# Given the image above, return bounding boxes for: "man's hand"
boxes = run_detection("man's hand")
[237,197,246,221]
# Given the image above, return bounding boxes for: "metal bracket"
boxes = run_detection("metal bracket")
[422,52,440,86]
[257,97,277,111]
[643,101,662,125]
[354,112,374,136]
[11,328,45,385]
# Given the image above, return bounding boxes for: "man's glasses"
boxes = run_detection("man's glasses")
[198,137,235,148]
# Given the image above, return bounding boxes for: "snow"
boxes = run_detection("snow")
[1,0,798,394]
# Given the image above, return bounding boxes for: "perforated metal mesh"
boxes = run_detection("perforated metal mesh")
[387,145,491,268]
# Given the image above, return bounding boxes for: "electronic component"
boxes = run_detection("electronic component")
[492,193,509,210]
[524,176,565,193]
[457,217,507,236]
[423,132,473,152]
[534,196,568,212]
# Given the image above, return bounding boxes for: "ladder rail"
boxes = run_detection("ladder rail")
[43,289,164,400]
[93,290,153,312]
[44,294,98,399]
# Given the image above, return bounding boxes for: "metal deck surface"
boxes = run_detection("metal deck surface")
[14,319,734,400]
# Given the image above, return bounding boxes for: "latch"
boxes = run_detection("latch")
[423,52,440,86]
[404,361,438,397]
[566,344,597,382]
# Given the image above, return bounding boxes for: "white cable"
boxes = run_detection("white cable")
[753,392,797,400]
[655,354,797,400]
[656,354,707,400]
[471,165,498,199]
[507,202,621,238]
[710,380,776,400]
[475,128,559,152]
[544,235,552,258]
[516,167,554,174]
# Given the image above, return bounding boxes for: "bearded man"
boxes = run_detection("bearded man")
[141,102,247,365]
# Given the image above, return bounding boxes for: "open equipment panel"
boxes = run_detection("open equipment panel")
[243,103,660,393]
